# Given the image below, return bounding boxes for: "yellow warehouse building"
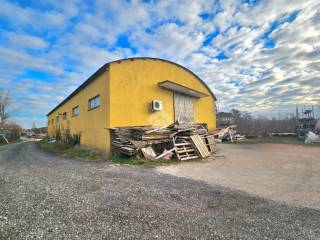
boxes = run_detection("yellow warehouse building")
[47,58,217,152]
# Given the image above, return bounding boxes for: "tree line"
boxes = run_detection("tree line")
[231,109,296,136]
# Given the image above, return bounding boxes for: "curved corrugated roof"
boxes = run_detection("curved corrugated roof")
[47,57,216,116]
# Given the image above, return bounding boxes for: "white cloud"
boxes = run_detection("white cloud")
[5,32,48,49]
[0,0,68,30]
[0,47,62,74]
[131,23,205,61]
[0,0,320,128]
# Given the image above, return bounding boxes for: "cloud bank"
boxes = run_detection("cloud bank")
[0,0,319,128]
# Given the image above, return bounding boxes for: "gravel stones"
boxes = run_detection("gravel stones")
[0,142,319,239]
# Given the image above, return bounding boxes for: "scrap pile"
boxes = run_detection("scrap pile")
[110,122,216,160]
[305,131,320,143]
[214,125,245,142]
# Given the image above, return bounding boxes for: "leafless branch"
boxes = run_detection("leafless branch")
[0,91,10,126]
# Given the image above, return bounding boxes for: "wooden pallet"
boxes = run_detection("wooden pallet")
[202,135,217,153]
[174,142,199,161]
[190,135,211,158]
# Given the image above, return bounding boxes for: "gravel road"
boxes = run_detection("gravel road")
[0,142,320,240]
[158,143,320,209]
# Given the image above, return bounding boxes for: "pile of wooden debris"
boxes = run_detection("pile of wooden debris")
[110,122,216,161]
[214,125,245,142]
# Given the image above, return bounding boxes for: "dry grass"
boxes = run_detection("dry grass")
[37,140,104,160]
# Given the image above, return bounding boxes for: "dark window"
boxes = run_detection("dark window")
[63,112,67,120]
[72,106,79,117]
[88,95,100,110]
[56,116,59,124]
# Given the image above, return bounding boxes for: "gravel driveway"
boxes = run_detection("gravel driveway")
[0,142,320,239]
[158,143,320,209]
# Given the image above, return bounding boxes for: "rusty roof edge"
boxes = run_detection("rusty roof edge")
[47,57,216,116]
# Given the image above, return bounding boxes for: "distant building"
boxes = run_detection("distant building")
[47,57,217,152]
[217,112,234,127]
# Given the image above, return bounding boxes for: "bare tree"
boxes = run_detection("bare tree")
[32,121,37,130]
[231,109,296,135]
[0,91,10,126]
[231,109,241,122]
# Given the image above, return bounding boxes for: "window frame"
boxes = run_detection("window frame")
[88,95,100,111]
[72,106,79,117]
[63,112,67,120]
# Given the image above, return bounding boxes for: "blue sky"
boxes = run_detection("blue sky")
[0,0,319,128]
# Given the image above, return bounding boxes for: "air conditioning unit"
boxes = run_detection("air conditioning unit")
[151,100,163,111]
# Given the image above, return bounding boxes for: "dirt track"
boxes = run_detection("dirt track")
[158,143,320,209]
[1,142,320,239]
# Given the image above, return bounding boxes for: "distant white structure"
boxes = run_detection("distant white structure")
[305,131,320,143]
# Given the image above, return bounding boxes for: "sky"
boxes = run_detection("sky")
[0,0,320,128]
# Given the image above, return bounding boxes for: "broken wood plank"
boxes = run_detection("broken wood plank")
[141,146,157,159]
[155,148,175,159]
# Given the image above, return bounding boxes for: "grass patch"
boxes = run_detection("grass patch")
[37,140,104,160]
[226,136,320,146]
[111,154,179,166]
[38,140,182,164]
[11,138,24,143]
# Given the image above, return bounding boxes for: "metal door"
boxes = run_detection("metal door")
[174,93,194,123]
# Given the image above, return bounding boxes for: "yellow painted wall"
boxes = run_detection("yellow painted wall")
[109,59,216,131]
[47,72,110,152]
[47,58,216,153]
